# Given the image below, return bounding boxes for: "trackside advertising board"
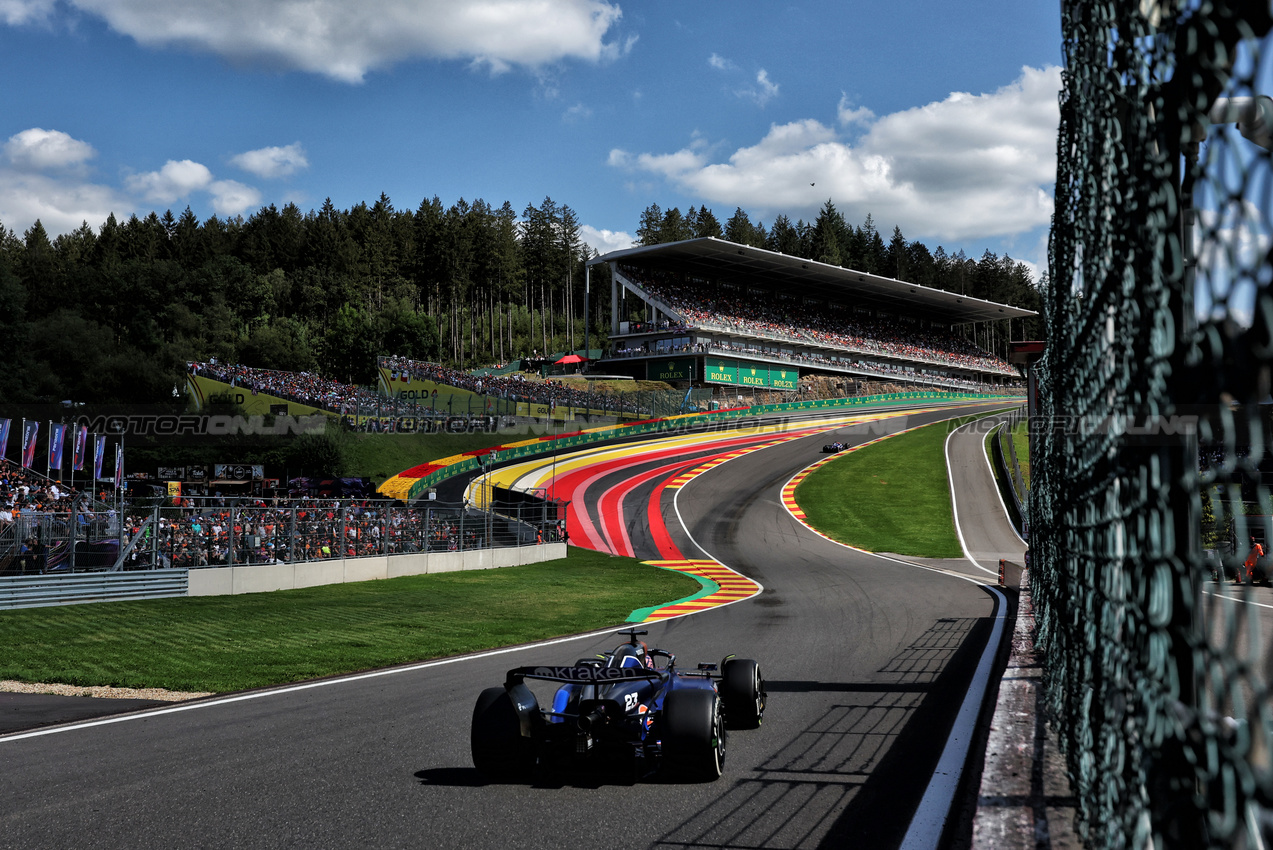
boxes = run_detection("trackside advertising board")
[704,359,798,390]
[185,375,330,417]
[647,359,695,382]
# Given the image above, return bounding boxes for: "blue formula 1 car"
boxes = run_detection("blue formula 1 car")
[470,629,765,782]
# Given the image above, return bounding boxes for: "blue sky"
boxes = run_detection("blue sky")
[1,0,1063,277]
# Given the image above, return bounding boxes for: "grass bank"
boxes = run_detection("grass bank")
[1009,418,1030,489]
[0,548,698,693]
[345,430,509,486]
[795,414,994,558]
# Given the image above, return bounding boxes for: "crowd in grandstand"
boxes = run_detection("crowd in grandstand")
[0,462,84,522]
[191,360,389,415]
[116,499,520,569]
[0,459,117,574]
[609,336,1007,393]
[620,265,1020,379]
[381,356,644,415]
[191,358,644,421]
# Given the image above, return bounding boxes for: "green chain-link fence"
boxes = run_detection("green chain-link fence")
[1035,3,1273,846]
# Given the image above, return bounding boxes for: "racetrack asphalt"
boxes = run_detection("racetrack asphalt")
[0,401,1022,850]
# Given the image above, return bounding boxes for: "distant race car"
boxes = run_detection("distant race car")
[470,629,765,782]
[822,441,847,453]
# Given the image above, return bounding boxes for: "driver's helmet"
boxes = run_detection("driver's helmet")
[611,642,654,669]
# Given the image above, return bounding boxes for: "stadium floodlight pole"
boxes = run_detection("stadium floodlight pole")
[584,261,591,365]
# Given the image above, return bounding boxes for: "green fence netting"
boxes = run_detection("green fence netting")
[1037,3,1273,847]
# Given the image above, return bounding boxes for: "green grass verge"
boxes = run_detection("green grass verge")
[345,430,511,485]
[1010,419,1030,490]
[0,548,698,693]
[795,414,994,558]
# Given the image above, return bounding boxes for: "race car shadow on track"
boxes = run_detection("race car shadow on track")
[414,768,488,788]
[414,761,719,788]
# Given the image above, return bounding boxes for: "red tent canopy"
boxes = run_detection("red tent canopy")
[555,354,587,364]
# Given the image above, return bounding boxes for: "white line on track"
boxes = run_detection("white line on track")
[900,418,1020,848]
[1,404,995,750]
[976,413,1028,547]
[0,625,631,744]
[773,408,1013,849]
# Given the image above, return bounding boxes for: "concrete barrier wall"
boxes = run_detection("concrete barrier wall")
[187,543,568,597]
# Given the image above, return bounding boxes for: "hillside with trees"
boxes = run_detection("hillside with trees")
[0,195,1042,405]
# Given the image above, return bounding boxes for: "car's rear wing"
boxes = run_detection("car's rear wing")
[506,665,663,686]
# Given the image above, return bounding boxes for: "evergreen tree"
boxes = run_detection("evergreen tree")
[724,207,765,247]
[660,207,693,243]
[635,203,663,245]
[766,214,801,255]
[693,206,723,239]
[809,202,845,266]
[887,225,908,280]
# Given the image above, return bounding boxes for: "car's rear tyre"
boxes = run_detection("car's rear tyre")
[662,689,725,781]
[471,686,535,780]
[722,658,765,729]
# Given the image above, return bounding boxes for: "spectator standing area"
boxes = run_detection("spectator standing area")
[591,238,1034,395]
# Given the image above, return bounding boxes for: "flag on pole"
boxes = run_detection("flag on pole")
[93,435,106,481]
[20,420,38,468]
[0,419,9,462]
[114,444,124,488]
[72,425,88,471]
[48,423,66,473]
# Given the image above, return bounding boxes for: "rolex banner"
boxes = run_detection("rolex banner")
[706,359,738,384]
[703,358,798,391]
[647,358,695,382]
[771,367,798,390]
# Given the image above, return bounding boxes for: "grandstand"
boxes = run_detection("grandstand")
[588,237,1035,393]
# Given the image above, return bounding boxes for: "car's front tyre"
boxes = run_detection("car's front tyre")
[722,658,766,729]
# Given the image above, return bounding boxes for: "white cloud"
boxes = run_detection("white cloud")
[0,170,124,236]
[209,179,261,216]
[230,142,308,178]
[563,103,592,122]
[0,0,55,26]
[5,128,97,171]
[125,159,214,203]
[836,93,874,129]
[708,53,734,71]
[609,65,1062,242]
[599,32,637,63]
[0,129,270,235]
[738,68,778,106]
[56,0,627,83]
[581,223,633,254]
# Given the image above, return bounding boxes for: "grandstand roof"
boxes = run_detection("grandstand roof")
[588,237,1036,325]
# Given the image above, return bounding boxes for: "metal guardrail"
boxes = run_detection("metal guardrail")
[0,570,188,609]
[996,412,1028,521]
[991,420,1027,536]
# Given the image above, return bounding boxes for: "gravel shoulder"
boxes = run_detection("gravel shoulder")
[0,680,215,702]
